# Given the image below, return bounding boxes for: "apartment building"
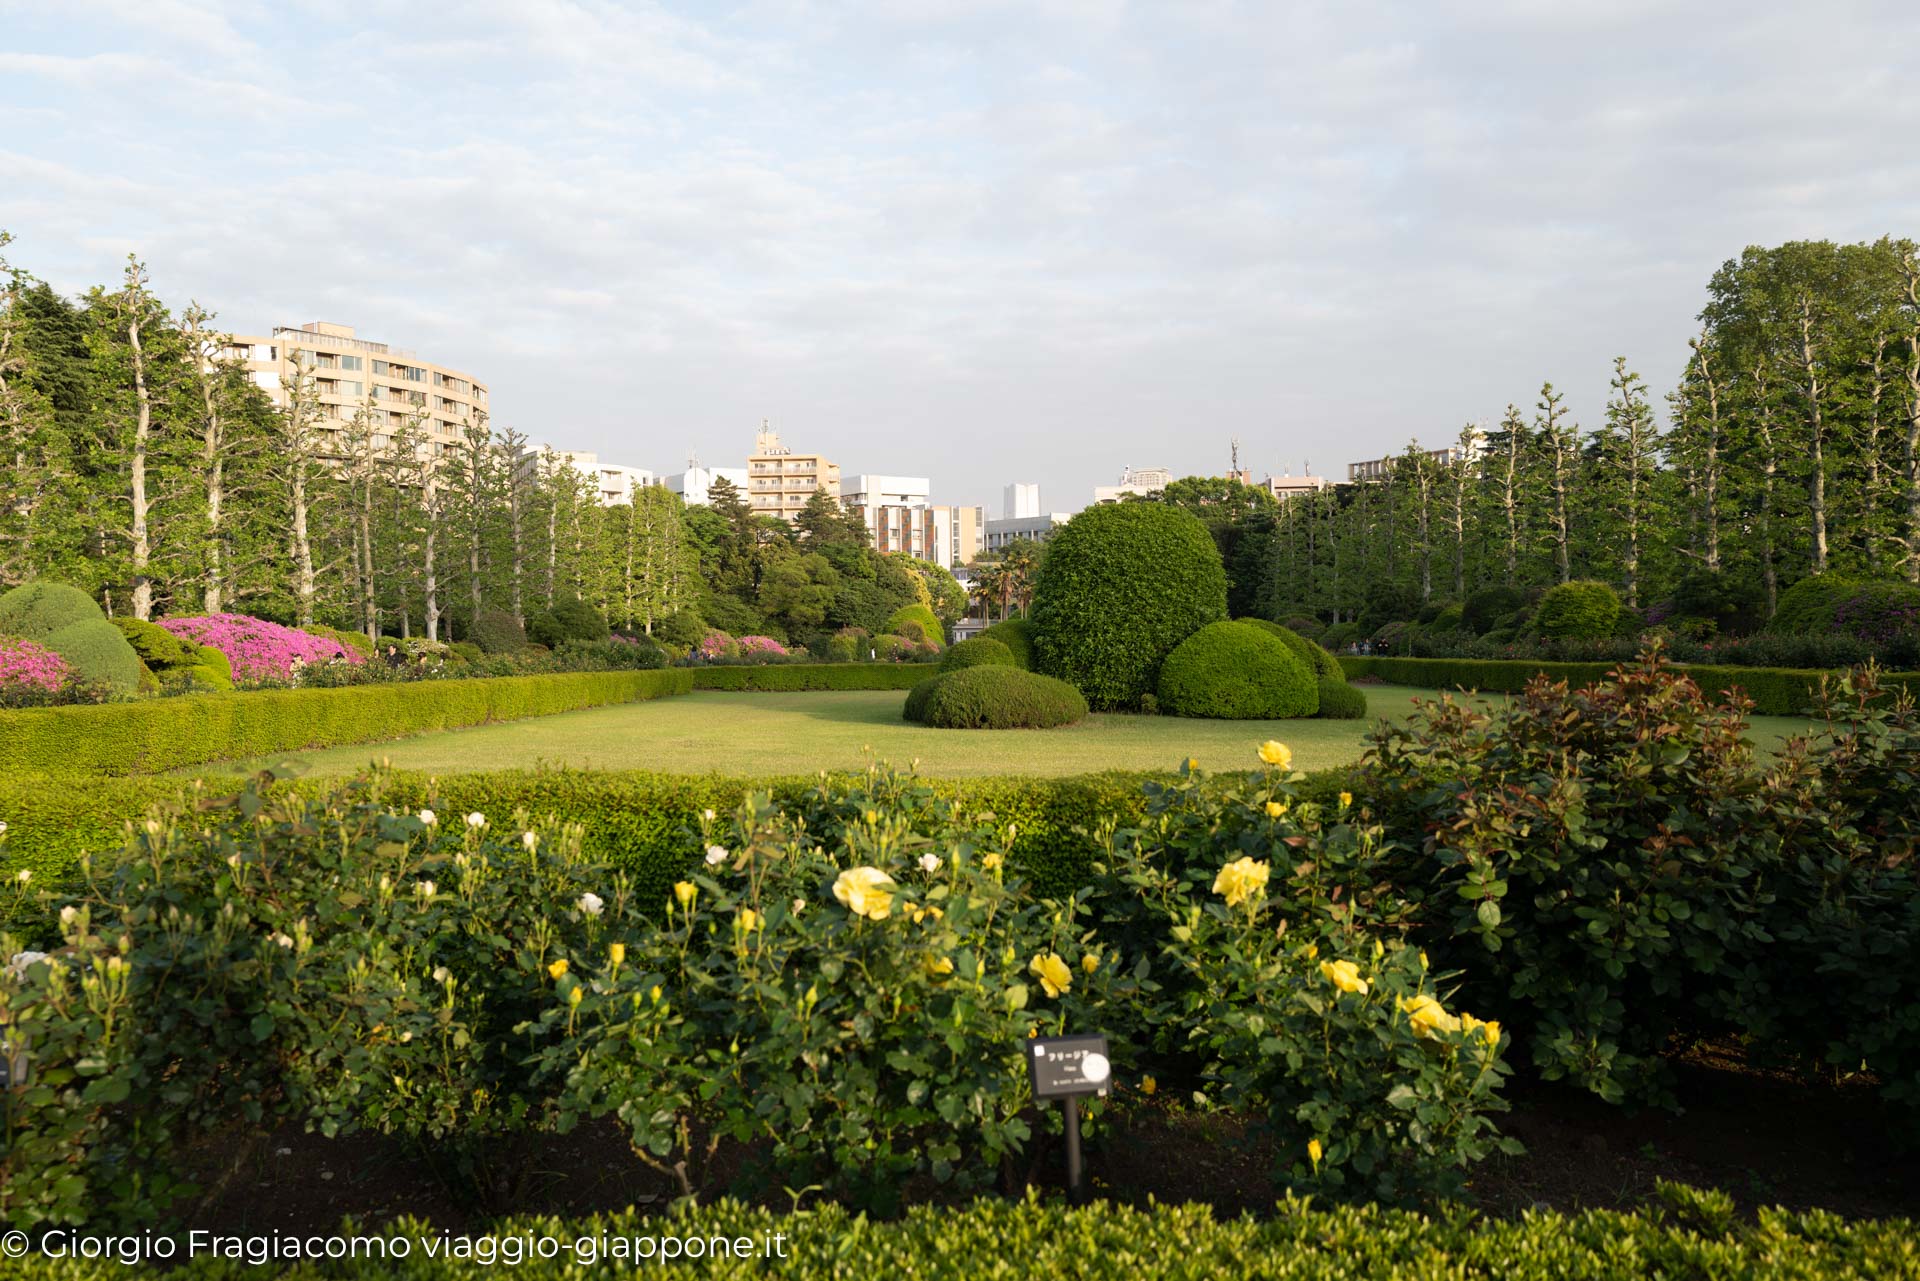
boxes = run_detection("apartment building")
[840,475,982,570]
[1091,464,1174,505]
[518,447,653,506]
[227,322,487,459]
[664,463,751,506]
[747,424,840,522]
[1003,482,1040,520]
[1262,472,1332,500]
[1347,445,1473,483]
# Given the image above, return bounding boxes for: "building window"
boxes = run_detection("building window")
[339,355,362,371]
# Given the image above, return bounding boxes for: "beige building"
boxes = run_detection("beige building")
[747,423,840,521]
[226,322,489,460]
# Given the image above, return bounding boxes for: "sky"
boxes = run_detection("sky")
[3,1,1917,517]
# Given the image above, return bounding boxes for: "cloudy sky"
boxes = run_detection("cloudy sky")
[3,1,1915,515]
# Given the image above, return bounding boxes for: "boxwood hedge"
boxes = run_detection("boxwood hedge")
[1157,621,1317,719]
[688,663,927,691]
[979,617,1036,669]
[8,1187,1915,1278]
[918,665,1089,729]
[0,669,691,777]
[1336,654,1920,717]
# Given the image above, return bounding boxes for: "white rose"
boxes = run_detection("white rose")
[416,880,437,898]
[702,809,716,822]
[273,932,294,949]
[577,891,605,918]
[0,821,8,834]
[919,853,942,873]
[432,966,451,983]
[522,831,538,852]
[7,951,48,978]
[59,905,77,926]
[419,809,437,826]
[791,897,807,916]
[465,812,487,830]
[704,845,728,867]
[14,869,29,884]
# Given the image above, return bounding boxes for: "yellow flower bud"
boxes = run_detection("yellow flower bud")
[547,958,569,980]
[1141,1075,1157,1096]
[649,985,663,1003]
[568,986,583,1007]
[1338,791,1353,810]
[1081,952,1099,974]
[1308,1138,1323,1164]
[608,942,626,966]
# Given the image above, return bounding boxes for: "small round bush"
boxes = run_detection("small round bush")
[529,596,610,648]
[0,582,105,638]
[1315,678,1369,719]
[656,610,707,649]
[938,637,1016,674]
[884,603,944,645]
[449,641,483,663]
[1280,615,1324,640]
[1030,503,1228,710]
[185,642,234,691]
[470,609,527,654]
[979,618,1035,669]
[1238,618,1344,682]
[43,618,142,695]
[919,666,1088,729]
[112,616,200,668]
[1320,621,1360,651]
[902,674,941,723]
[1531,580,1622,639]
[1157,621,1317,720]
[1462,586,1526,635]
[1427,604,1465,635]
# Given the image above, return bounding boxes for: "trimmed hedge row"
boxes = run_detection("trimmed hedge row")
[1337,654,1920,717]
[0,766,1357,909]
[11,1189,1917,1278]
[688,662,929,691]
[0,669,692,778]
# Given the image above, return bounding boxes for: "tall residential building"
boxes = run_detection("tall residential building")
[226,322,488,460]
[1347,446,1472,483]
[664,463,750,506]
[747,424,840,522]
[1003,482,1040,520]
[841,475,982,570]
[1091,464,1173,505]
[518,447,653,506]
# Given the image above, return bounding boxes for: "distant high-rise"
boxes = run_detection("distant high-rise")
[1003,482,1040,520]
[748,423,840,522]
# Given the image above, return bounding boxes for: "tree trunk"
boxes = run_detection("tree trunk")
[126,293,154,621]
[1798,298,1829,575]
[1692,339,1722,572]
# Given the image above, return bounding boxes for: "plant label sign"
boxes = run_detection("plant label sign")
[1027,1033,1111,1099]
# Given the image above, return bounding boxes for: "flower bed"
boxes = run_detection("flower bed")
[0,637,71,707]
[158,614,364,684]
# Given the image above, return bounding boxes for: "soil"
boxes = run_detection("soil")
[176,1044,1918,1238]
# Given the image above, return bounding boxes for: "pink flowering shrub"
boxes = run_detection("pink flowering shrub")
[735,635,790,658]
[158,614,365,684]
[0,635,71,702]
[697,630,738,660]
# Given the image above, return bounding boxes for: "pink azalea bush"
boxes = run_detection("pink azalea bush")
[697,630,737,660]
[735,635,790,658]
[0,636,71,698]
[158,614,365,684]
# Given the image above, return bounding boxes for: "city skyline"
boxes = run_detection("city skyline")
[3,1,1916,508]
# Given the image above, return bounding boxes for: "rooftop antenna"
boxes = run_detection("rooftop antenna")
[1230,436,1241,477]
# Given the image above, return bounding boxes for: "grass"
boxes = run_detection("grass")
[199,686,1820,779]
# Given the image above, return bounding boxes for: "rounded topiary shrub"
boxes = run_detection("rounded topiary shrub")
[1239,618,1344,682]
[938,636,1015,674]
[529,596,611,648]
[1462,585,1526,636]
[919,666,1088,729]
[1030,503,1228,710]
[1531,580,1622,639]
[43,618,142,695]
[112,616,200,669]
[1315,678,1369,719]
[469,609,527,654]
[902,674,941,723]
[885,603,944,645]
[0,581,104,638]
[979,618,1035,669]
[1156,620,1317,720]
[187,644,234,690]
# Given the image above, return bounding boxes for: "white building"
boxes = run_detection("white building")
[1262,472,1332,500]
[1091,465,1173,505]
[984,512,1071,553]
[843,475,931,510]
[665,463,751,506]
[1003,482,1040,520]
[519,446,652,506]
[841,475,981,570]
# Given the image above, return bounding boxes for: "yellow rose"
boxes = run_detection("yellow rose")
[608,943,626,966]
[1029,952,1072,998]
[1302,943,1319,960]
[673,881,697,908]
[1338,791,1353,810]
[1462,1013,1502,1048]
[649,985,663,1003]
[832,866,896,921]
[1081,952,1100,975]
[1186,756,1200,772]
[1212,856,1271,908]
[1308,1138,1323,1165]
[982,852,1004,871]
[925,955,954,978]
[1319,959,1368,995]
[547,958,569,980]
[1141,1075,1157,1096]
[738,909,763,932]
[1399,994,1461,1039]
[1265,801,1288,819]
[1257,740,1292,769]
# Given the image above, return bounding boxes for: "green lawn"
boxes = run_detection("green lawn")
[198,686,1819,779]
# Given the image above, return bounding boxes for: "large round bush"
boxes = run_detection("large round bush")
[979,618,1034,669]
[885,603,944,645]
[470,609,527,654]
[1531,580,1622,639]
[43,619,142,695]
[1773,574,1920,645]
[902,675,940,723]
[1156,620,1317,719]
[919,666,1088,729]
[529,596,610,648]
[1030,504,1228,709]
[112,617,200,669]
[938,637,1015,674]
[1315,678,1369,720]
[1462,586,1526,636]
[0,581,103,637]
[1239,618,1344,682]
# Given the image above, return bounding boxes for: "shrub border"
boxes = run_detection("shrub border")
[0,669,692,778]
[688,663,929,691]
[1336,654,1920,716]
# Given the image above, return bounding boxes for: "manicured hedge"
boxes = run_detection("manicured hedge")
[1337,654,1920,717]
[0,669,692,778]
[979,618,1036,669]
[919,665,1089,729]
[1157,621,1317,719]
[938,636,1017,673]
[9,1189,1917,1278]
[1315,677,1369,719]
[688,663,927,691]
[0,765,1359,909]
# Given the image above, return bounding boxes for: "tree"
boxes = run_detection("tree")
[1593,358,1661,607]
[1534,383,1577,585]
